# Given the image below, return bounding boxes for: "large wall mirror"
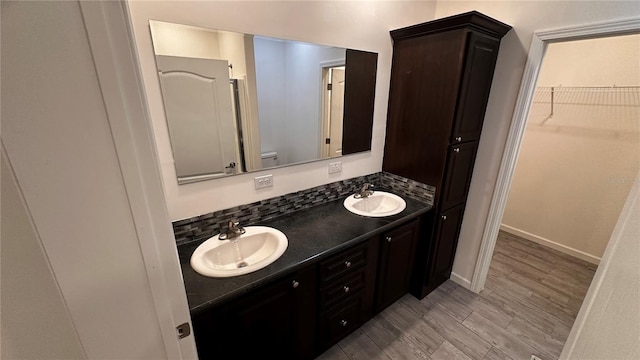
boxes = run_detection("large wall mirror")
[149,20,378,184]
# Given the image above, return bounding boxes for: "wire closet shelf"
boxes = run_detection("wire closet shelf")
[529,86,640,127]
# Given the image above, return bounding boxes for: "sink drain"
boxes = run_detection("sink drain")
[237,261,248,268]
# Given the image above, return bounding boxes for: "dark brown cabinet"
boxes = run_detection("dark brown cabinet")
[440,141,479,210]
[382,11,511,298]
[191,219,424,359]
[191,265,317,360]
[451,32,502,143]
[342,49,378,155]
[426,204,466,293]
[375,219,420,313]
[317,292,365,350]
[316,239,378,352]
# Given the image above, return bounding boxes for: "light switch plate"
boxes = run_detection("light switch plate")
[329,161,342,174]
[254,174,273,189]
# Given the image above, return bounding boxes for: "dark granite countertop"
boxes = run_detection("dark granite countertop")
[178,192,432,315]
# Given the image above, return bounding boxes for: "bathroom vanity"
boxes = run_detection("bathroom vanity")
[177,194,431,359]
[170,10,512,359]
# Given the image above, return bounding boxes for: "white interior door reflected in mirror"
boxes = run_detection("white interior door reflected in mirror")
[156,56,241,182]
[321,65,345,159]
[329,67,345,157]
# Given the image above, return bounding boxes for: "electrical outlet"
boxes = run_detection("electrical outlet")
[254,174,273,189]
[329,161,342,174]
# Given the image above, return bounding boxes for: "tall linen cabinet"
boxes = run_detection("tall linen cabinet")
[382,11,512,297]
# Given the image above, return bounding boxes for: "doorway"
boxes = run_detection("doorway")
[475,26,639,360]
[471,19,640,293]
[500,34,640,266]
[321,65,346,159]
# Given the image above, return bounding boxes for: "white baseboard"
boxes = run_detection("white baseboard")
[500,224,601,265]
[450,272,472,290]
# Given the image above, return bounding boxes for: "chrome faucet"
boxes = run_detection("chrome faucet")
[354,183,375,199]
[218,218,246,240]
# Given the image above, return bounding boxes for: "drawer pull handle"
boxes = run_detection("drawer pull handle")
[292,280,299,288]
[453,148,460,153]
[343,286,350,293]
[441,215,447,220]
[344,261,352,268]
[340,320,348,327]
[386,236,392,243]
[456,136,462,142]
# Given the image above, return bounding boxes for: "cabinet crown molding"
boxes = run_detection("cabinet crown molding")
[391,11,512,41]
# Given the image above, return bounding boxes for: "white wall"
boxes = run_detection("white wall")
[254,37,287,158]
[151,21,250,77]
[537,34,640,87]
[284,43,346,164]
[2,1,170,358]
[150,21,221,59]
[432,0,640,285]
[560,170,640,359]
[126,0,438,221]
[502,35,640,263]
[255,37,346,164]
[218,31,250,79]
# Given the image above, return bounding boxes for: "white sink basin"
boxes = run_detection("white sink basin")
[343,191,407,217]
[190,226,288,278]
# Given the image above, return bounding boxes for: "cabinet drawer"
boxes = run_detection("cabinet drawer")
[317,292,363,350]
[319,269,366,310]
[319,242,367,283]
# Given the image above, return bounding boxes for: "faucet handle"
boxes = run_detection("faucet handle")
[354,183,375,199]
[219,218,245,240]
[228,218,240,229]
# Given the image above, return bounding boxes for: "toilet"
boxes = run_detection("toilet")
[261,151,278,168]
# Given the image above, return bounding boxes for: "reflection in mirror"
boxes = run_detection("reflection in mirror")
[149,21,377,184]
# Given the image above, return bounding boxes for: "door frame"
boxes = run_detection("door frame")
[319,60,346,158]
[79,1,198,358]
[470,16,640,292]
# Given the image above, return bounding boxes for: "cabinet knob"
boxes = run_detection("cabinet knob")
[292,280,299,288]
[386,236,392,243]
[456,136,462,142]
[343,286,350,293]
[441,215,447,220]
[453,148,460,153]
[344,261,351,268]
[340,320,348,327]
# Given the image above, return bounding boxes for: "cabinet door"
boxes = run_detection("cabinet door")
[192,266,316,360]
[426,204,465,293]
[375,219,420,313]
[439,141,479,210]
[451,32,501,143]
[342,49,378,155]
[383,29,468,187]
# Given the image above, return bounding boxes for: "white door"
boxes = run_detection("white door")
[329,68,345,157]
[156,56,239,180]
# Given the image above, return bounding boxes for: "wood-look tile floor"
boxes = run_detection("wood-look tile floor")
[318,231,598,360]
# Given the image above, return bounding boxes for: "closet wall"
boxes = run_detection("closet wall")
[501,34,640,263]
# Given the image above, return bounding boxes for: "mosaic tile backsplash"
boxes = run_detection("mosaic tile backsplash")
[172,172,435,245]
